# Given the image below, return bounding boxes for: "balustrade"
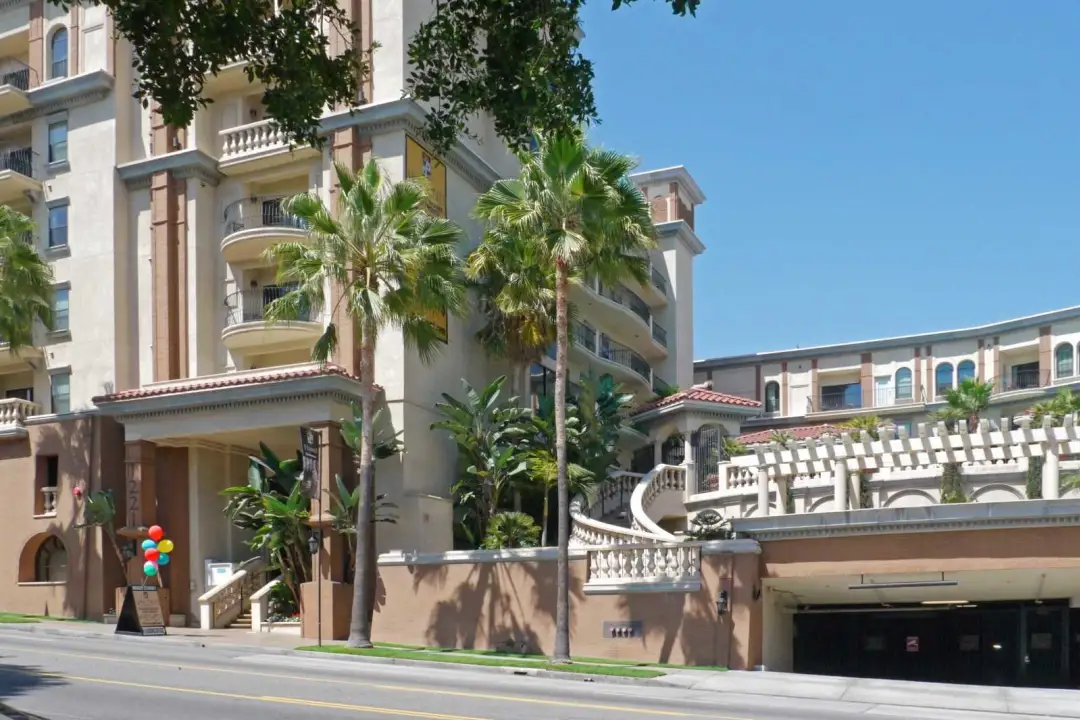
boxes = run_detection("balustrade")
[585,543,701,592]
[39,487,58,517]
[220,119,288,161]
[0,398,40,431]
[198,558,265,629]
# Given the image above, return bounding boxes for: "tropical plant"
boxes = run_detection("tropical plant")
[0,207,53,352]
[1030,389,1080,426]
[573,370,636,482]
[840,415,881,440]
[265,160,467,649]
[474,132,655,662]
[222,444,312,613]
[526,446,594,547]
[721,437,748,459]
[481,512,541,549]
[74,489,126,577]
[655,383,681,398]
[933,378,995,432]
[431,376,530,544]
[769,430,794,447]
[940,462,967,504]
[687,509,732,541]
[1027,456,1044,500]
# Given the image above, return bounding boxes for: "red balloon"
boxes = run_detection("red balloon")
[148,525,164,542]
[144,548,160,562]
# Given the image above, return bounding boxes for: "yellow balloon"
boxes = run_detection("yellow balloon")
[157,539,175,554]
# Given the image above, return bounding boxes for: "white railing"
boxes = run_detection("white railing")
[570,471,670,546]
[219,119,288,162]
[0,398,39,431]
[198,557,265,630]
[584,542,701,594]
[249,578,280,633]
[629,464,684,540]
[39,486,57,517]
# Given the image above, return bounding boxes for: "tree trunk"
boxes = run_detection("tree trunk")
[511,362,523,513]
[552,259,571,663]
[348,323,377,648]
[540,490,550,547]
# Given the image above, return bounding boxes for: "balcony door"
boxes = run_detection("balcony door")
[874,376,891,407]
[5,388,33,402]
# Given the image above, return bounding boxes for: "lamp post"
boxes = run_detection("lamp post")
[307,529,322,647]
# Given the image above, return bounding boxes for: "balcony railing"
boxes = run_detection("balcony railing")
[0,398,40,431]
[873,387,917,407]
[653,375,672,394]
[652,322,668,348]
[0,64,30,91]
[650,266,667,296]
[0,147,34,177]
[39,486,58,517]
[224,195,307,235]
[819,392,861,412]
[219,119,289,162]
[225,286,320,327]
[997,368,1048,393]
[600,334,651,380]
[597,281,650,325]
[572,320,597,354]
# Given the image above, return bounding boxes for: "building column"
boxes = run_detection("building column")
[834,462,848,511]
[1043,446,1060,500]
[775,478,788,515]
[28,0,42,88]
[849,469,862,510]
[123,441,158,583]
[683,431,696,496]
[756,469,769,517]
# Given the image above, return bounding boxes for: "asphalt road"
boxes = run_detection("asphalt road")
[0,631,1045,720]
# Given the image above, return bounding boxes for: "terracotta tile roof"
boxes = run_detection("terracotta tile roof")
[93,364,372,403]
[634,387,761,415]
[737,424,841,446]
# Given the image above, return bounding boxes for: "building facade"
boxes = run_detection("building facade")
[0,0,705,625]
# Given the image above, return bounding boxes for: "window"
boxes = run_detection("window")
[47,120,67,164]
[48,204,68,248]
[764,381,780,413]
[935,363,954,397]
[48,27,68,80]
[1057,344,1074,378]
[52,287,69,332]
[893,419,913,438]
[34,536,67,583]
[895,368,913,401]
[50,371,70,414]
[5,387,32,401]
[821,382,862,411]
[957,360,976,383]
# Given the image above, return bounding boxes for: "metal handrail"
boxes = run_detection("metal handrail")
[224,286,321,326]
[599,334,651,380]
[223,194,307,236]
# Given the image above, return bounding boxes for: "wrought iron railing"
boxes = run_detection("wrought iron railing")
[597,281,650,325]
[225,286,320,326]
[0,147,34,177]
[1,63,30,91]
[997,368,1047,393]
[572,320,596,353]
[652,322,667,348]
[223,195,307,235]
[650,266,667,296]
[820,391,861,412]
[599,334,651,380]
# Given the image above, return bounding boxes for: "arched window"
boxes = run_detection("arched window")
[957,360,976,383]
[49,27,68,80]
[935,363,954,398]
[34,536,67,583]
[764,381,780,413]
[1057,344,1074,379]
[895,367,913,401]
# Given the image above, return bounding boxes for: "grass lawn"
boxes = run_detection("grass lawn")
[297,645,667,678]
[0,613,39,624]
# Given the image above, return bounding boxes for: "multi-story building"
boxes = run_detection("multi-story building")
[0,1,705,628]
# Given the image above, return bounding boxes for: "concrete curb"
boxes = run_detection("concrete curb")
[0,702,46,720]
[0,623,666,689]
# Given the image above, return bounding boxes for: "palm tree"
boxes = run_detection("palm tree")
[0,207,53,351]
[933,378,994,432]
[474,132,655,663]
[840,415,882,440]
[1030,389,1080,426]
[265,160,467,649]
[482,512,542,549]
[769,430,794,447]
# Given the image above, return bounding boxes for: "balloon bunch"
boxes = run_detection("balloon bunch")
[141,525,175,578]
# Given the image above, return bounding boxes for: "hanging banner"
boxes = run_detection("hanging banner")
[406,135,449,342]
[300,427,321,499]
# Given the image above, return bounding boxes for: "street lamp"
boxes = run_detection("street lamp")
[716,589,729,617]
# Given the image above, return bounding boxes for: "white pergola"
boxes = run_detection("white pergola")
[723,415,1075,516]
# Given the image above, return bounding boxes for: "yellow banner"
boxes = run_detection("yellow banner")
[406,135,448,342]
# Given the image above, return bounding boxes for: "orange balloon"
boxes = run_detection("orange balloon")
[148,525,164,542]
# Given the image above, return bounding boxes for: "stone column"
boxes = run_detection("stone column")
[1043,446,1060,500]
[123,441,157,583]
[834,462,848,511]
[849,469,862,510]
[775,478,788,515]
[756,469,770,517]
[683,432,696,495]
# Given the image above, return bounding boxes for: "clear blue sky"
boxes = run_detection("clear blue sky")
[580,0,1080,360]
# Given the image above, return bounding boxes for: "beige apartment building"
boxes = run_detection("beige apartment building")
[0,1,705,628]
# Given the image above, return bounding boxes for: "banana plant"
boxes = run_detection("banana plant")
[74,489,126,576]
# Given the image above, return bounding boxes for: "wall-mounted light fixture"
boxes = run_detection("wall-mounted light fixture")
[716,589,729,617]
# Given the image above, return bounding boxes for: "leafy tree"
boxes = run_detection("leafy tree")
[840,415,881,440]
[1031,389,1080,426]
[0,207,53,352]
[721,437,747,459]
[573,370,635,482]
[265,160,467,649]
[74,489,126,577]
[481,512,541,550]
[222,443,312,613]
[474,132,654,663]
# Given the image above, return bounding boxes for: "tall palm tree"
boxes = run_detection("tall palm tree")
[265,160,467,649]
[1031,388,1080,426]
[474,132,655,663]
[934,378,994,432]
[0,207,53,351]
[840,415,882,440]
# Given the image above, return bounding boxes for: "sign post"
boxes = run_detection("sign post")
[115,585,167,636]
[300,428,323,647]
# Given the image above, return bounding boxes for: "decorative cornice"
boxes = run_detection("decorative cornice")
[655,220,705,256]
[321,99,503,191]
[116,148,223,190]
[631,166,706,204]
[633,399,760,425]
[0,71,114,130]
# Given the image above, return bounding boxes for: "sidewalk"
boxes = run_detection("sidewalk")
[2,620,1079,718]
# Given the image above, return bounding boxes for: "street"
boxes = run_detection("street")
[0,631,1058,720]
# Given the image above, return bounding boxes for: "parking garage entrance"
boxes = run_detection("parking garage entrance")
[794,601,1079,689]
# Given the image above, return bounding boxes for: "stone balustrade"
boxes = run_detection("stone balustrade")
[219,119,288,161]
[39,486,58,517]
[584,542,702,594]
[0,398,39,437]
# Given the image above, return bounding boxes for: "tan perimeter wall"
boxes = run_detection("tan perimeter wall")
[373,550,762,669]
[0,416,126,619]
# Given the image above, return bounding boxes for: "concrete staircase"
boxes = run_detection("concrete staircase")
[227,611,252,631]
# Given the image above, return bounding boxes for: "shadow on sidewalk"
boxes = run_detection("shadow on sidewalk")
[0,658,66,707]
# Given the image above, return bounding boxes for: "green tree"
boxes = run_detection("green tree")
[840,415,881,440]
[482,512,542,550]
[721,437,747,459]
[474,132,655,663]
[0,207,53,352]
[74,489,126,578]
[73,1,697,152]
[265,160,467,649]
[930,378,994,505]
[1030,389,1080,426]
[574,370,636,482]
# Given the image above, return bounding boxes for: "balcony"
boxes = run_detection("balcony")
[222,286,323,353]
[991,367,1050,400]
[221,195,309,265]
[0,146,38,203]
[0,397,39,439]
[218,119,319,176]
[0,61,31,116]
[571,279,666,360]
[652,322,667,348]
[569,321,652,394]
[819,391,861,413]
[873,387,920,408]
[0,336,41,373]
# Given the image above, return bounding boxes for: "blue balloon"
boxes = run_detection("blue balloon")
[158,552,170,566]
[141,539,157,551]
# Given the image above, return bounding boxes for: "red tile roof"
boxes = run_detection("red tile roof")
[737,424,841,446]
[94,364,372,403]
[634,387,761,415]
